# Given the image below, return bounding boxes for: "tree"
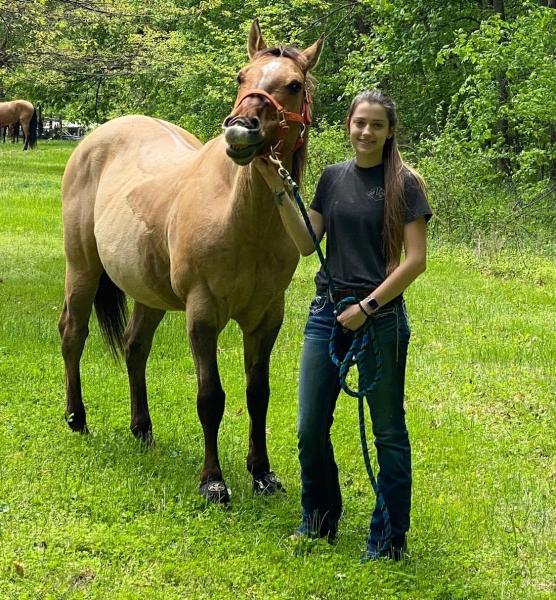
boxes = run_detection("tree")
[439,6,556,183]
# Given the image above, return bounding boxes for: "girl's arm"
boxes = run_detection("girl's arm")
[369,217,427,306]
[254,159,324,256]
[337,218,428,331]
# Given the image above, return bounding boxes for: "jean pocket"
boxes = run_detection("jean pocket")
[309,295,327,315]
[371,304,408,362]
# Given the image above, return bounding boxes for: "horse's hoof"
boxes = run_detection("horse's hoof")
[131,426,154,447]
[199,480,231,504]
[253,471,285,496]
[65,412,89,434]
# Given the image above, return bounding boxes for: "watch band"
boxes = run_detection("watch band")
[358,301,371,317]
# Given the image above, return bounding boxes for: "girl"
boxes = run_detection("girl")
[256,89,432,560]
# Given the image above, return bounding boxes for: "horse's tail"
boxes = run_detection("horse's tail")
[28,108,38,148]
[93,271,128,361]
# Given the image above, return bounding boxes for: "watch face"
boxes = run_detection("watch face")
[366,298,379,312]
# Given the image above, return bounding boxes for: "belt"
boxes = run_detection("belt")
[318,287,404,309]
[321,287,375,303]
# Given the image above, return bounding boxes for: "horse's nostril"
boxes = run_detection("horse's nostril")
[224,116,260,132]
[223,115,236,128]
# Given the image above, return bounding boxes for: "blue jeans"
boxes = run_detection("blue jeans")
[298,295,411,550]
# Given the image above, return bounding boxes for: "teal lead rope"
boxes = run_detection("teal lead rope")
[270,154,392,548]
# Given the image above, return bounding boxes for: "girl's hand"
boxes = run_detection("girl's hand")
[336,303,368,331]
[254,158,286,193]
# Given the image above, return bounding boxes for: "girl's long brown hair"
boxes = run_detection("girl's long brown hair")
[346,90,427,274]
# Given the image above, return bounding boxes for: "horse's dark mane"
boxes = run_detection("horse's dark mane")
[254,46,316,188]
[291,131,308,188]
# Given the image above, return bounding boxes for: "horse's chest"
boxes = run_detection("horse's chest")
[218,244,298,312]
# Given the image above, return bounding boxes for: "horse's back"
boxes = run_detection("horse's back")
[62,115,203,209]
[15,100,34,113]
[0,100,33,124]
[65,115,201,180]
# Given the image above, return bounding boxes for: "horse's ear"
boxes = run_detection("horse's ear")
[302,34,325,71]
[248,19,267,59]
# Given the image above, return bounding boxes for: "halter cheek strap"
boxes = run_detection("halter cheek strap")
[232,88,312,152]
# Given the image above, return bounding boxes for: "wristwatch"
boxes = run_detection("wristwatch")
[364,297,380,314]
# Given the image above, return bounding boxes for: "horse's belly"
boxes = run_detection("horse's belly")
[94,201,182,311]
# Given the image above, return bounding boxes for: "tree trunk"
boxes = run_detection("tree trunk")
[493,0,505,18]
[491,0,511,175]
[495,76,511,175]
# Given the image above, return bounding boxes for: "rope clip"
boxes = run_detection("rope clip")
[268,149,294,188]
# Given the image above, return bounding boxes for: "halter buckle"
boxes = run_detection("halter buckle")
[277,111,288,129]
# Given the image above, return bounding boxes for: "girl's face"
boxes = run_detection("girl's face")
[348,102,392,166]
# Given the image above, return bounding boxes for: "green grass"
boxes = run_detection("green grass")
[0,141,555,599]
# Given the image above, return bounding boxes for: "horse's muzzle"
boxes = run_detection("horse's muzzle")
[223,121,264,165]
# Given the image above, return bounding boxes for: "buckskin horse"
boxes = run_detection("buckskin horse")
[0,100,37,150]
[59,20,324,503]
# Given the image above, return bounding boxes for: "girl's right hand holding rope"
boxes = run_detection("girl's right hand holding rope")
[336,302,368,331]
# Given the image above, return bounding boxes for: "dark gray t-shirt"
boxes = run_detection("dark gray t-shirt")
[310,160,432,293]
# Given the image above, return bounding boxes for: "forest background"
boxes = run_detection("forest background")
[1,2,555,598]
[1,0,555,247]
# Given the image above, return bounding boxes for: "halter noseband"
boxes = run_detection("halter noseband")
[232,88,312,153]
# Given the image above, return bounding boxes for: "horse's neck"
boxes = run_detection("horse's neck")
[201,137,294,240]
[232,163,294,240]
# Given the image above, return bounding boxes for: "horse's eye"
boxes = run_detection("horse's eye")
[287,81,302,93]
[236,73,244,85]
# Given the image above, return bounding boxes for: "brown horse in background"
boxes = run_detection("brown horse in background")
[59,20,324,503]
[0,100,37,150]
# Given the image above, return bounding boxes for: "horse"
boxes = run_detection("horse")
[0,100,37,150]
[59,20,324,503]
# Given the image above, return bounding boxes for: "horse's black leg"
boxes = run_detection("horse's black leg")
[188,316,228,503]
[58,268,102,433]
[242,303,285,495]
[22,121,29,150]
[124,302,165,444]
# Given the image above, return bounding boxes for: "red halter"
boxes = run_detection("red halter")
[232,88,312,153]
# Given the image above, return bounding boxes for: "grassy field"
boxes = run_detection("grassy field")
[0,141,555,599]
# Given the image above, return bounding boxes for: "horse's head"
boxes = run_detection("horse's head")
[223,20,324,166]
